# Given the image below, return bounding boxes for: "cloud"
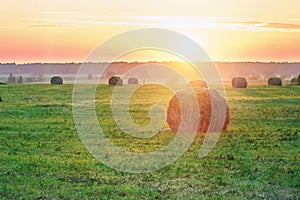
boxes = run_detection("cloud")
[27,24,60,28]
[264,22,300,29]
[218,21,300,31]
[34,18,150,27]
[37,11,83,15]
[33,12,300,32]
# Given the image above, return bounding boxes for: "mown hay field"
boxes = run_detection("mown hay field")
[0,84,299,199]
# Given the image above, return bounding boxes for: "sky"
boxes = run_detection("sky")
[1,0,300,63]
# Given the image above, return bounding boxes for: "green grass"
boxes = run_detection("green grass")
[0,84,299,199]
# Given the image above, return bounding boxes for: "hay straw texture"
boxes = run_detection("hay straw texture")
[51,76,63,85]
[109,76,123,86]
[268,78,282,86]
[232,77,247,88]
[128,78,139,85]
[167,87,230,133]
[188,80,208,88]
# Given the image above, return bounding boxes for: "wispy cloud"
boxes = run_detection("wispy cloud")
[265,22,300,29]
[27,24,60,28]
[37,11,83,15]
[32,12,300,32]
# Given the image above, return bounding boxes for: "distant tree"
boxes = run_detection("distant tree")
[298,74,300,85]
[17,76,23,84]
[7,73,16,84]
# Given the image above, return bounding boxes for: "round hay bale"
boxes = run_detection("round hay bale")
[188,80,208,88]
[268,78,282,86]
[51,76,63,85]
[109,76,123,86]
[291,78,298,85]
[87,74,93,80]
[25,77,34,83]
[7,73,16,84]
[128,78,139,85]
[232,77,247,88]
[167,87,230,133]
[17,76,23,84]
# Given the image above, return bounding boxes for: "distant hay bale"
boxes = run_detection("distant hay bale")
[167,87,230,133]
[51,76,63,85]
[109,76,123,86]
[87,74,93,80]
[7,73,16,84]
[25,77,34,83]
[268,78,282,86]
[17,76,23,84]
[291,78,298,85]
[232,77,247,88]
[188,80,208,88]
[128,78,139,85]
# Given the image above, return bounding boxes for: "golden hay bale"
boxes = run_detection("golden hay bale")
[128,78,139,85]
[291,78,298,85]
[232,77,247,88]
[188,80,208,88]
[51,76,63,85]
[268,77,282,86]
[167,87,230,133]
[109,76,123,86]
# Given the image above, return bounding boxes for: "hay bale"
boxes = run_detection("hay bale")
[188,80,208,88]
[25,77,34,83]
[17,76,23,84]
[291,78,298,85]
[167,87,230,133]
[268,78,282,86]
[109,76,123,86]
[51,76,63,85]
[87,74,93,80]
[7,73,16,84]
[128,78,139,85]
[232,77,247,88]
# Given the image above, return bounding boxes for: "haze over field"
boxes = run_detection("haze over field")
[0,62,299,83]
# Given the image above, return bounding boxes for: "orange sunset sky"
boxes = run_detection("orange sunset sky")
[1,0,300,63]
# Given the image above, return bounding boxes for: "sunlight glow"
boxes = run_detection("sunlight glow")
[1,0,300,63]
